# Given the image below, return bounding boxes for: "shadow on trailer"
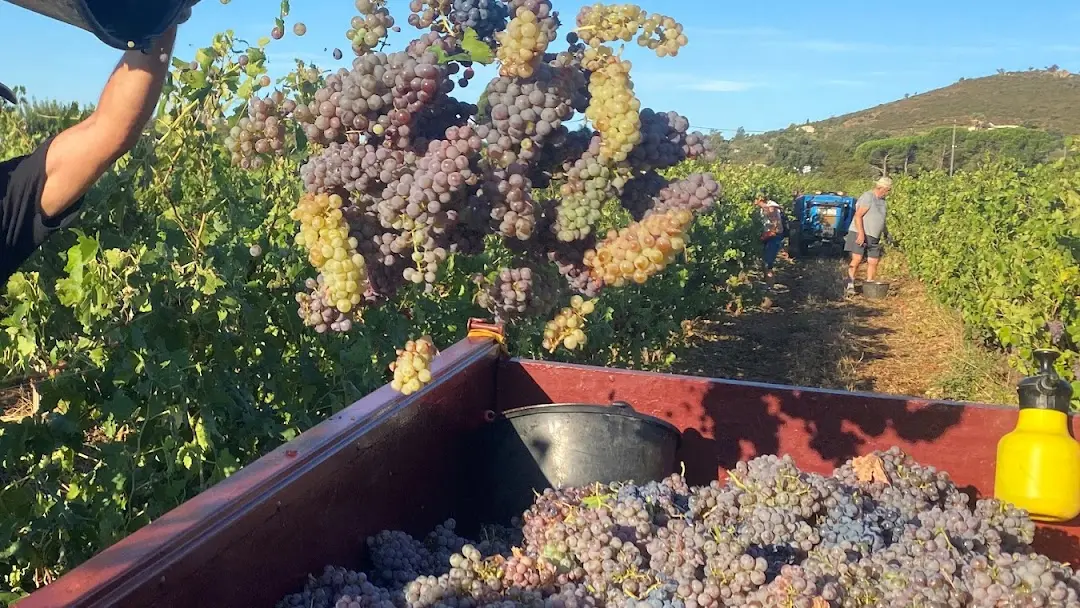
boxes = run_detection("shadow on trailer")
[18,335,1080,608]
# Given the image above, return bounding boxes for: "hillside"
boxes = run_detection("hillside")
[813,70,1080,136]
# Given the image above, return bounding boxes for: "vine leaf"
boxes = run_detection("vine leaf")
[851,454,890,485]
[459,29,494,65]
[428,28,494,65]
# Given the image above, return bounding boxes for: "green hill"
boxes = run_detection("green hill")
[813,69,1080,136]
[711,69,1079,180]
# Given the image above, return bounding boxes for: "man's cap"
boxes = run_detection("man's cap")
[0,82,15,104]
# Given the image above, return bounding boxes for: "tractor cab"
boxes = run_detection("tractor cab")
[790,191,856,256]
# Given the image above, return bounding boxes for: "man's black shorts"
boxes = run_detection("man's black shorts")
[843,231,883,259]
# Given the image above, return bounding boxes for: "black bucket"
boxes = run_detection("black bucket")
[7,0,188,51]
[478,401,680,523]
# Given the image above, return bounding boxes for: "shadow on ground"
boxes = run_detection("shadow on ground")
[673,254,890,391]
[672,251,1018,402]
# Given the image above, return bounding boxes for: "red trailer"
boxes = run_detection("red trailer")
[16,335,1080,608]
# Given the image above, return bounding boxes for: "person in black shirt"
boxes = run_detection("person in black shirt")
[0,27,178,286]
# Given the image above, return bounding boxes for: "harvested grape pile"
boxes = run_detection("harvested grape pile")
[275,448,1080,608]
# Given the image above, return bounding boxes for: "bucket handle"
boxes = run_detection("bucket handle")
[610,400,683,450]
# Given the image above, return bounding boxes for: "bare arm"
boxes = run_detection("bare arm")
[853,205,869,235]
[40,27,177,217]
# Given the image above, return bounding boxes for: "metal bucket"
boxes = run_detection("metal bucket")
[479,401,680,523]
[7,0,187,51]
[863,281,891,300]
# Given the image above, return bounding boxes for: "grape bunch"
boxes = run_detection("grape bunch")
[224,92,295,169]
[389,336,436,395]
[279,448,1080,608]
[449,0,510,43]
[583,208,691,288]
[292,50,453,148]
[552,135,628,242]
[291,193,368,315]
[295,277,355,334]
[1048,319,1066,346]
[574,3,648,46]
[650,173,721,216]
[618,171,667,220]
[550,251,604,297]
[482,64,585,166]
[574,5,687,58]
[636,11,688,57]
[474,266,554,322]
[374,124,487,287]
[348,0,396,56]
[300,142,415,195]
[542,295,595,351]
[407,0,450,30]
[475,162,537,239]
[625,109,716,172]
[584,57,641,164]
[495,0,560,79]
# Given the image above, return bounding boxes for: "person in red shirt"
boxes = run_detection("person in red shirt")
[755,193,786,280]
[0,26,179,285]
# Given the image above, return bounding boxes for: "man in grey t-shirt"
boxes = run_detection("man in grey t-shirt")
[844,176,891,295]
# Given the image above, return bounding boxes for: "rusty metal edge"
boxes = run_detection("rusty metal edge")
[20,337,502,608]
[503,357,1028,412]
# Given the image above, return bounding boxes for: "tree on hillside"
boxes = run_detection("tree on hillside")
[772,132,826,172]
[854,127,1062,176]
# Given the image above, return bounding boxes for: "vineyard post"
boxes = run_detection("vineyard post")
[950,122,957,175]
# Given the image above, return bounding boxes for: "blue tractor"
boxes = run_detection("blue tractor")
[789,192,857,257]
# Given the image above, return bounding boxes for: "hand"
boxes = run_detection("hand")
[856,232,866,246]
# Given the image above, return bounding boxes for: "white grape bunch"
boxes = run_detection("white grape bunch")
[495,0,559,79]
[291,193,369,315]
[542,295,596,352]
[390,336,437,394]
[575,4,688,58]
[584,56,641,164]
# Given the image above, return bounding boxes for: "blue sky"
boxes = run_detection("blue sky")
[2,0,1079,135]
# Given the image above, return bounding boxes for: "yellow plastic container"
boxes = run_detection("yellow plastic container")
[994,350,1080,523]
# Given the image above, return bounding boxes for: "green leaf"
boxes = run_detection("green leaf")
[104,391,138,420]
[64,234,99,272]
[16,335,35,358]
[428,46,468,65]
[194,418,210,450]
[237,79,254,101]
[459,28,495,65]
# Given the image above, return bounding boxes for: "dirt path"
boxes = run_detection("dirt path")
[672,254,1018,403]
